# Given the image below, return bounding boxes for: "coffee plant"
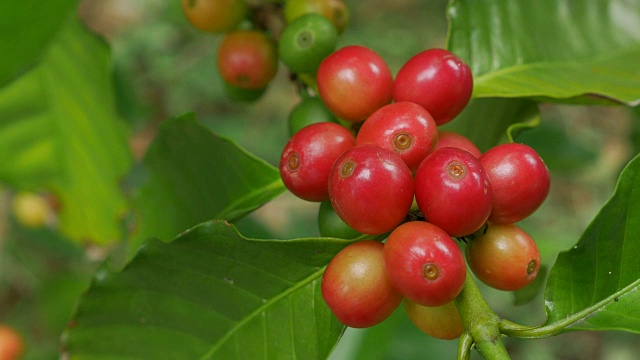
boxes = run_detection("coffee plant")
[0,0,639,359]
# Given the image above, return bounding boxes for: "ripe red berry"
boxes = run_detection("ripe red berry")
[480,143,550,224]
[403,299,464,340]
[280,122,355,202]
[355,102,438,173]
[384,221,466,307]
[0,325,24,360]
[217,30,278,90]
[329,145,413,234]
[321,240,403,328]
[414,147,492,237]
[466,223,541,291]
[393,49,473,126]
[435,130,482,158]
[317,45,393,122]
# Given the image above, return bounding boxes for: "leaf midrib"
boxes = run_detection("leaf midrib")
[200,265,326,359]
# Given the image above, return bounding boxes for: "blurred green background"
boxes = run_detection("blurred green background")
[1,0,639,359]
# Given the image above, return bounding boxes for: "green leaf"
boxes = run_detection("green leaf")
[440,98,540,152]
[544,153,640,333]
[447,0,640,105]
[0,0,78,87]
[64,220,348,359]
[130,113,286,250]
[0,19,132,244]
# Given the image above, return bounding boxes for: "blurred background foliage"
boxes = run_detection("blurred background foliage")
[0,0,639,359]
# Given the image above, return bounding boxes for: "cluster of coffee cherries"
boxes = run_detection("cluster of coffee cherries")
[278,45,550,339]
[182,0,348,101]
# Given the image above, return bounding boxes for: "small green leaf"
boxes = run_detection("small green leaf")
[130,113,286,251]
[64,220,348,359]
[544,153,640,333]
[0,19,132,244]
[0,0,78,87]
[447,0,640,105]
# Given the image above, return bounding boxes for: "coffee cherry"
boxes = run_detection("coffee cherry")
[414,147,492,237]
[329,145,413,234]
[181,0,247,33]
[480,143,550,224]
[466,223,541,291]
[435,130,482,158]
[356,102,438,173]
[384,221,466,307]
[288,97,338,136]
[318,201,362,238]
[217,30,278,90]
[222,82,266,102]
[393,49,473,126]
[321,240,403,328]
[284,0,350,34]
[317,45,393,122]
[280,122,355,202]
[403,299,464,340]
[0,325,24,360]
[279,14,338,74]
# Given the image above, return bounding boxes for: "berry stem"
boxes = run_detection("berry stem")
[454,268,510,359]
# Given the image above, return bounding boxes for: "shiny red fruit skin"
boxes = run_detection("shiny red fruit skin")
[355,102,438,173]
[393,49,473,126]
[480,143,550,224]
[217,30,278,90]
[414,147,492,237]
[466,223,541,291]
[384,221,466,307]
[321,240,403,328]
[280,122,355,201]
[317,45,393,122]
[435,130,482,158]
[329,145,413,234]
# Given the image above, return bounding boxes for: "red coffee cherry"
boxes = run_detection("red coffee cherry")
[403,299,464,340]
[435,130,482,158]
[480,143,550,224]
[280,122,355,202]
[384,221,466,307]
[466,223,541,291]
[329,145,413,234]
[321,240,403,328]
[393,49,473,126]
[414,147,492,237]
[217,30,278,90]
[356,102,438,173]
[317,45,393,122]
[0,325,24,360]
[182,0,247,33]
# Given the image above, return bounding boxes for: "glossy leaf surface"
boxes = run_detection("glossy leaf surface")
[130,114,286,250]
[0,19,132,244]
[448,0,640,105]
[544,153,640,333]
[65,221,348,359]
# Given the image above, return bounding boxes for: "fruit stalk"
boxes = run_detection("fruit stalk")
[454,268,510,359]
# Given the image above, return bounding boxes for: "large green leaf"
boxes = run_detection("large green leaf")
[64,220,348,359]
[130,114,286,250]
[0,19,132,244]
[0,0,78,87]
[543,153,640,333]
[447,0,640,105]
